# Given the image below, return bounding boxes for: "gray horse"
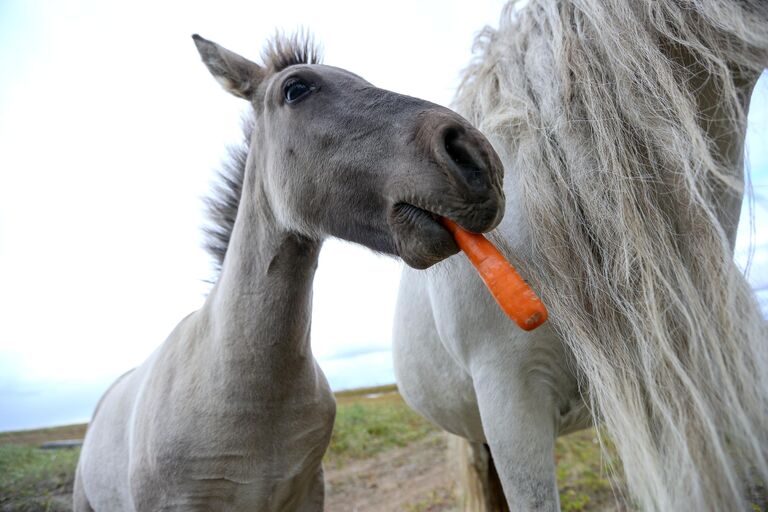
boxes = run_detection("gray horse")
[73,34,504,511]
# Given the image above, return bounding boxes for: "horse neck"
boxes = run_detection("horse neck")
[203,168,321,369]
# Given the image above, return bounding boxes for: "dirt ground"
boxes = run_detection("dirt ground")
[326,432,457,512]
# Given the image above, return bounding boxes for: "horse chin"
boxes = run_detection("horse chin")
[388,203,460,269]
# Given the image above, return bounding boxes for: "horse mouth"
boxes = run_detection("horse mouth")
[388,202,459,269]
[393,202,441,228]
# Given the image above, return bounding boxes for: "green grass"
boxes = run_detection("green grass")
[0,444,80,512]
[555,430,628,511]
[332,383,398,399]
[404,486,458,512]
[325,387,437,467]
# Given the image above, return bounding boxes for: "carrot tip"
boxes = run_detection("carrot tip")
[520,311,547,331]
[440,217,549,331]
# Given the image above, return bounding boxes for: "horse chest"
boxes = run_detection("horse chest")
[128,351,335,509]
[130,397,334,511]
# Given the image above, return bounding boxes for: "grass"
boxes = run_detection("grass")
[555,430,627,511]
[0,384,629,511]
[0,444,80,512]
[404,486,458,512]
[326,384,437,467]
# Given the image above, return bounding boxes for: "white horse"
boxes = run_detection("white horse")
[394,1,768,510]
[73,33,505,511]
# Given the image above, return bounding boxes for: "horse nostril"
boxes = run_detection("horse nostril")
[443,127,487,190]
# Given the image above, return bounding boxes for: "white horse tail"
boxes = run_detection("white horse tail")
[454,1,768,510]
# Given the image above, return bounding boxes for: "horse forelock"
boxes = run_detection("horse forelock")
[262,31,322,74]
[202,33,322,281]
[456,0,768,509]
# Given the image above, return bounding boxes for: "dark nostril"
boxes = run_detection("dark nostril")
[443,127,487,190]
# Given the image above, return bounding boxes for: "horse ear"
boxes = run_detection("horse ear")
[192,34,264,100]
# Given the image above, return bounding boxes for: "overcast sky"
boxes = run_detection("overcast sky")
[0,1,766,431]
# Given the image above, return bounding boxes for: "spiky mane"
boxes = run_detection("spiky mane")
[262,31,322,73]
[202,116,251,278]
[202,33,322,278]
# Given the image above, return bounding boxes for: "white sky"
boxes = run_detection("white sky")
[0,0,766,430]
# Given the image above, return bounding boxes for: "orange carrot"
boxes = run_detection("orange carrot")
[441,217,548,331]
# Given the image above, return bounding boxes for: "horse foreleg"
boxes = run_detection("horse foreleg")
[471,359,560,511]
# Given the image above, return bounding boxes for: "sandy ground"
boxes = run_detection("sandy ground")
[326,432,457,512]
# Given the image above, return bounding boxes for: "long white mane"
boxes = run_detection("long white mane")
[455,1,768,509]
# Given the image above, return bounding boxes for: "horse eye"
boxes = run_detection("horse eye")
[284,80,312,103]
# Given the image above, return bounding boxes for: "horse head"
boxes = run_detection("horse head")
[193,34,504,269]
